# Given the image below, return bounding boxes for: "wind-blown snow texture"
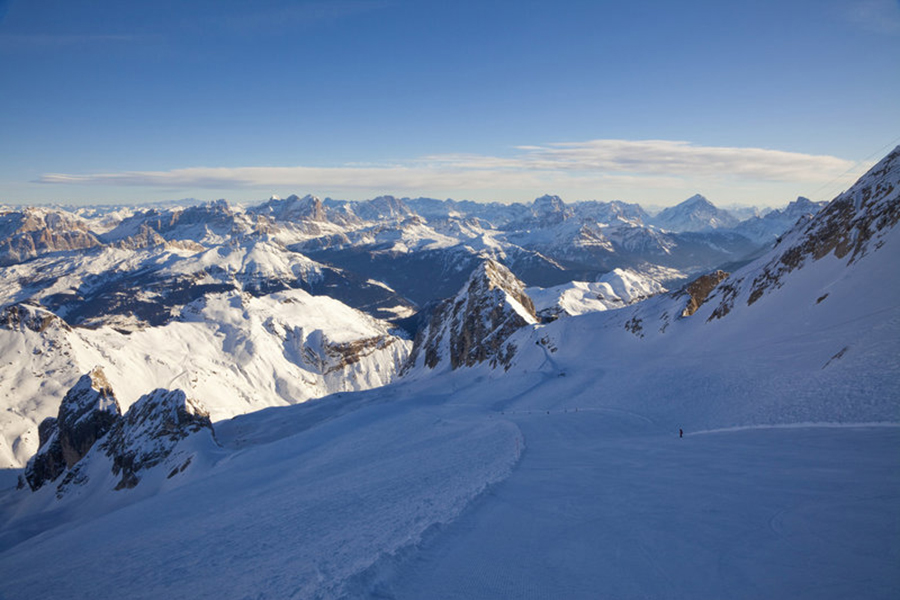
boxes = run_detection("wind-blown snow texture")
[0,149,898,599]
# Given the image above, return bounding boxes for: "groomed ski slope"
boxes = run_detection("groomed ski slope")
[384,391,900,599]
[0,365,896,600]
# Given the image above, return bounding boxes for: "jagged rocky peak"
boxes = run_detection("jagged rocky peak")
[405,259,537,373]
[103,389,213,490]
[23,367,122,491]
[532,194,567,215]
[784,196,821,214]
[356,195,415,221]
[22,369,217,495]
[57,367,122,468]
[680,270,730,317]
[258,194,328,222]
[529,194,572,225]
[0,303,70,333]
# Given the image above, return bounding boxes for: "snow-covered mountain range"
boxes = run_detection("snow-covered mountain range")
[0,189,822,468]
[0,149,897,599]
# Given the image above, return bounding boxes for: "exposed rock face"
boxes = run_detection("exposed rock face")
[680,270,730,317]
[249,194,333,226]
[22,417,65,491]
[707,146,900,319]
[0,303,71,333]
[101,389,214,490]
[405,259,538,372]
[351,195,414,221]
[112,223,167,249]
[748,149,899,304]
[56,368,121,468]
[0,208,101,266]
[23,367,121,491]
[22,369,216,495]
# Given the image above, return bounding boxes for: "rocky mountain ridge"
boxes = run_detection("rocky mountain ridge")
[404,259,538,373]
[23,367,215,497]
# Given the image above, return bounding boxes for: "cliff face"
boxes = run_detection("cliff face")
[24,367,121,491]
[21,369,216,497]
[101,388,214,490]
[405,259,538,373]
[0,208,101,265]
[680,270,730,317]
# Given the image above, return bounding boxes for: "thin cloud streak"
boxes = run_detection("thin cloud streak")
[36,140,858,193]
[422,140,856,181]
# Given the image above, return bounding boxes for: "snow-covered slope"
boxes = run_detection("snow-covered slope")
[0,289,410,468]
[526,266,674,318]
[652,193,740,232]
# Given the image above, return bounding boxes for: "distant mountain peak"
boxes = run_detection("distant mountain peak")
[684,193,711,205]
[652,194,737,232]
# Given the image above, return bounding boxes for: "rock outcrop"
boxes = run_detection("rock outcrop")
[0,208,101,266]
[404,259,538,372]
[680,270,730,317]
[706,146,900,319]
[0,303,71,334]
[23,367,122,491]
[21,369,216,496]
[102,389,214,490]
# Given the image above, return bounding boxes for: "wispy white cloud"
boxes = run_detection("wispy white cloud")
[419,140,855,182]
[37,140,858,197]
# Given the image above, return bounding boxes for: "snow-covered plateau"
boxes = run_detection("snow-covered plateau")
[0,148,898,599]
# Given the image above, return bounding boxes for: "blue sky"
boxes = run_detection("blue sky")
[1,0,898,207]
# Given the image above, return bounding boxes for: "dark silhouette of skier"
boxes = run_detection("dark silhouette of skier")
[679,428,683,438]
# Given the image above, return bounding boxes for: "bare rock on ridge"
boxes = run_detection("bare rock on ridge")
[405,259,538,372]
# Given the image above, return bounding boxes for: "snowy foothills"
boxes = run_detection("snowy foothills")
[0,148,898,599]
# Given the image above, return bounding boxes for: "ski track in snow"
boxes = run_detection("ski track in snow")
[382,414,900,600]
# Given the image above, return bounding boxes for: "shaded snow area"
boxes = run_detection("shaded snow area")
[0,362,896,599]
[388,418,899,600]
[0,380,522,599]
